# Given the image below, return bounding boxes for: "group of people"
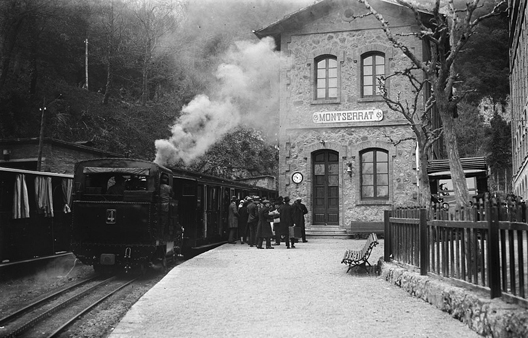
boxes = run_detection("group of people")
[227,195,308,249]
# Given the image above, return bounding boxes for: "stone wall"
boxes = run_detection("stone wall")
[379,260,528,338]
[276,4,422,226]
[0,139,121,174]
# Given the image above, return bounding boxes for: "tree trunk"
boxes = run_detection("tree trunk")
[413,128,432,209]
[439,103,470,208]
[102,58,112,105]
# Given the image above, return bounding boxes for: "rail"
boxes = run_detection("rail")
[384,196,528,307]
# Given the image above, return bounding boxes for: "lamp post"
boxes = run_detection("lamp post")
[36,100,47,171]
[36,95,61,171]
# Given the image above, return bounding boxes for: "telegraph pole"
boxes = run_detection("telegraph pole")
[84,38,89,90]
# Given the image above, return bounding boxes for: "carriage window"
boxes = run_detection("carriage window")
[125,175,147,190]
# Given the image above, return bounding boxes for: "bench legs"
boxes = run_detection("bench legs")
[346,260,372,274]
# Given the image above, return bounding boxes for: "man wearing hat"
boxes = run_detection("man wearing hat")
[256,199,275,249]
[227,196,239,244]
[246,196,259,247]
[293,197,309,243]
[279,196,296,248]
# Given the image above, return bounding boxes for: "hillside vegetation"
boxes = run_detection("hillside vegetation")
[0,0,308,178]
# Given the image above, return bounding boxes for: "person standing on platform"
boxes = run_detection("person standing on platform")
[238,199,249,244]
[256,199,274,249]
[227,196,239,244]
[293,197,309,243]
[247,197,259,247]
[272,196,284,245]
[279,196,295,249]
[269,200,281,245]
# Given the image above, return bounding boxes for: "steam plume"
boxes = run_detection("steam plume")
[154,36,287,167]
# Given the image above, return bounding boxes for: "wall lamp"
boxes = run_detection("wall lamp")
[320,140,325,146]
[346,162,352,177]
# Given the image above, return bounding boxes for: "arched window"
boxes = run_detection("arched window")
[315,55,338,100]
[360,149,389,199]
[361,52,385,97]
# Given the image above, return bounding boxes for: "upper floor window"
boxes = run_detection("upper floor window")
[315,55,338,100]
[361,149,389,200]
[361,52,385,97]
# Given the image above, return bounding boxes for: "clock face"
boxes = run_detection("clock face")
[292,172,303,184]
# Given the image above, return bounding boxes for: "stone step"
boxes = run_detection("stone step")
[306,226,351,239]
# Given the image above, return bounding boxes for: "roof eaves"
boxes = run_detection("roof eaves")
[253,0,328,39]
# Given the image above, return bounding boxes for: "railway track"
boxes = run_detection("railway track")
[0,274,137,338]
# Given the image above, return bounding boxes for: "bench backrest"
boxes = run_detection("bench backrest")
[360,233,378,257]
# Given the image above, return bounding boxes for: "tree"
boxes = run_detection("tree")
[359,0,507,208]
[487,112,511,193]
[456,10,509,107]
[454,102,487,157]
[188,127,279,179]
[131,0,178,106]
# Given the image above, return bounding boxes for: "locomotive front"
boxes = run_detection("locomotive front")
[71,158,175,272]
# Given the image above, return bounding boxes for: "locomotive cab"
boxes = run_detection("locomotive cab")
[71,159,180,273]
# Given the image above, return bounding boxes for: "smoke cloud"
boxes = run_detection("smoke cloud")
[154,36,288,167]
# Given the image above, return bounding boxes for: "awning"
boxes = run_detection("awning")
[83,167,150,175]
[428,169,486,177]
[427,157,487,174]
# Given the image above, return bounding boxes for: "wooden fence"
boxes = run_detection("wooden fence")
[384,196,528,306]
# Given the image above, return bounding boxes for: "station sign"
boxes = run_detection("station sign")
[312,109,384,124]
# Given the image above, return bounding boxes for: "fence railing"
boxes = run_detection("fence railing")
[384,196,528,306]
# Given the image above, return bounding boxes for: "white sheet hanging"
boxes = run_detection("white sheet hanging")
[62,178,73,213]
[35,176,54,217]
[13,174,30,219]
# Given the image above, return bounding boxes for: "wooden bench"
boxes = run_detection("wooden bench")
[341,233,379,273]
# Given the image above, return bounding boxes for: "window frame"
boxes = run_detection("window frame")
[360,51,386,101]
[360,148,390,200]
[311,53,341,104]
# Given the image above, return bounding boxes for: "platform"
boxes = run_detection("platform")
[109,239,480,338]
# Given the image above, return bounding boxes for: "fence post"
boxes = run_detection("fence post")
[419,208,428,276]
[488,200,502,298]
[384,209,391,262]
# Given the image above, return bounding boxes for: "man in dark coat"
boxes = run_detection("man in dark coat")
[256,199,274,249]
[227,196,239,244]
[246,197,259,247]
[238,200,249,244]
[279,196,296,249]
[293,197,309,243]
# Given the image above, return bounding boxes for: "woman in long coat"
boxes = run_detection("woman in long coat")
[238,200,249,244]
[227,196,239,244]
[256,200,274,249]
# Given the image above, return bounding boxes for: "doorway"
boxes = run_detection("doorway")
[312,150,339,225]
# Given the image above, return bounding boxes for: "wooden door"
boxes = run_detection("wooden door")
[312,150,339,225]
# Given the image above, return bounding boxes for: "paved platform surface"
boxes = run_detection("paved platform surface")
[109,239,481,338]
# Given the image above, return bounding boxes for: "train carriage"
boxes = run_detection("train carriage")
[0,167,73,263]
[71,158,276,272]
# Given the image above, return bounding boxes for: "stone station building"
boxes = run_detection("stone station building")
[254,0,427,236]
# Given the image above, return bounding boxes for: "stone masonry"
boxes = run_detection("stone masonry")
[256,0,424,231]
[380,260,528,338]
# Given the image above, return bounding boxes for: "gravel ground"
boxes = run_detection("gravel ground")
[0,254,170,338]
[109,239,482,338]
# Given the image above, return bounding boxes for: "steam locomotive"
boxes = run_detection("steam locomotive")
[71,158,277,273]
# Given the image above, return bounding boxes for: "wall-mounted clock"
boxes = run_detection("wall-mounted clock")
[292,172,303,184]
